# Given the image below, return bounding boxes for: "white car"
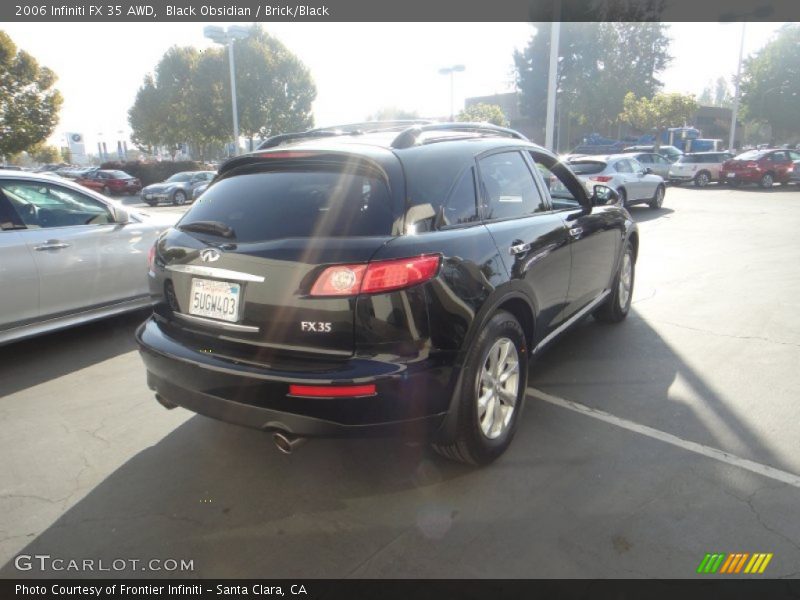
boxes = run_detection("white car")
[566,154,666,209]
[0,170,175,345]
[668,152,735,187]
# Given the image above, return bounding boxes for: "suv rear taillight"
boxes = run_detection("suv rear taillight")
[591,176,613,182]
[310,255,441,297]
[147,244,156,271]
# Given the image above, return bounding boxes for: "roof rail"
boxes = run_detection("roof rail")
[257,129,352,150]
[391,122,528,149]
[257,120,437,150]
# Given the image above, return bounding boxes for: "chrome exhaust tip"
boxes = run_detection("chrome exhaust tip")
[272,432,306,455]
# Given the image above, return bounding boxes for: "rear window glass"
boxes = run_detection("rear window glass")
[178,170,395,242]
[735,151,765,161]
[678,155,703,163]
[567,161,606,175]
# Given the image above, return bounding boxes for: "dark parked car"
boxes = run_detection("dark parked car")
[141,171,216,206]
[722,149,800,188]
[76,169,142,195]
[137,123,638,465]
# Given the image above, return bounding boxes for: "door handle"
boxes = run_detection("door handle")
[509,242,531,255]
[569,227,583,238]
[34,240,71,251]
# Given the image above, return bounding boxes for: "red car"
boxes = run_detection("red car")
[722,149,800,189]
[76,169,142,195]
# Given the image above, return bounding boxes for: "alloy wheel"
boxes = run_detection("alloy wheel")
[618,250,633,309]
[477,337,520,440]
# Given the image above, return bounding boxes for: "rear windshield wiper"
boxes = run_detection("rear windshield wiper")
[178,220,236,239]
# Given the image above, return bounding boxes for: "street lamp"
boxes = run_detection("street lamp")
[727,22,746,151]
[438,64,466,121]
[204,25,251,156]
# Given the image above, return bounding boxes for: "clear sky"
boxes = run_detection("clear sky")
[0,22,787,151]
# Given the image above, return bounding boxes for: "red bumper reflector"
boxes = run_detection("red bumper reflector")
[289,384,376,397]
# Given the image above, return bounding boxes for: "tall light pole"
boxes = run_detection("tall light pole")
[727,22,746,151]
[439,64,466,121]
[204,25,251,156]
[545,0,562,152]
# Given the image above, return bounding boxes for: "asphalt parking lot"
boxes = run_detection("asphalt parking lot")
[1,184,799,578]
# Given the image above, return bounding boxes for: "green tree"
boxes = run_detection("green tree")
[740,25,800,142]
[514,22,671,143]
[129,28,316,157]
[30,144,61,164]
[60,146,71,163]
[619,92,698,148]
[234,25,316,149]
[457,103,508,126]
[0,31,63,159]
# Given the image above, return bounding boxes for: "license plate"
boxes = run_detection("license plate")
[727,172,736,178]
[189,279,241,322]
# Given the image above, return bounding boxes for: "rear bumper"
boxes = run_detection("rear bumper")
[722,171,760,182]
[136,317,452,438]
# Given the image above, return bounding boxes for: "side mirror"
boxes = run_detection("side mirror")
[113,207,131,224]
[591,185,619,206]
[644,167,653,175]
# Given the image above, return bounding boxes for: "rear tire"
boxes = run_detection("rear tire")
[648,184,665,209]
[617,187,627,206]
[431,311,528,466]
[594,241,635,323]
[102,185,111,196]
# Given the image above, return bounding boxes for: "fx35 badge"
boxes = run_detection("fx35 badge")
[301,321,332,332]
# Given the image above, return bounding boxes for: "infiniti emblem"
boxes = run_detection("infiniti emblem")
[200,248,221,263]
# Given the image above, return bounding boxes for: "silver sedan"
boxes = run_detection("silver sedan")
[0,170,175,345]
[566,154,667,209]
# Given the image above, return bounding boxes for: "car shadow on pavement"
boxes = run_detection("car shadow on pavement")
[528,309,789,474]
[0,310,150,398]
[0,410,474,578]
[627,206,675,222]
[0,311,793,578]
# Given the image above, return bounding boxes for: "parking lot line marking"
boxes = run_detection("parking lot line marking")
[527,387,800,489]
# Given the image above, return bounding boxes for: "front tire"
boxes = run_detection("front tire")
[432,311,528,466]
[172,190,187,206]
[594,241,635,323]
[694,171,710,187]
[102,185,111,196]
[759,173,774,189]
[617,187,628,206]
[648,184,665,209]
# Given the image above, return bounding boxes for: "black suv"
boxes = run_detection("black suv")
[137,123,638,465]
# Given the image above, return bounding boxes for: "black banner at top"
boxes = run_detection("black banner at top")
[3,0,800,22]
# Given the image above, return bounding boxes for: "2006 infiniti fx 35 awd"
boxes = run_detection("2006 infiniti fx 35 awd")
[137,122,639,465]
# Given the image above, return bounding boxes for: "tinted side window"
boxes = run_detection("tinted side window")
[533,160,580,210]
[637,154,653,164]
[441,168,478,227]
[478,151,546,220]
[789,151,800,161]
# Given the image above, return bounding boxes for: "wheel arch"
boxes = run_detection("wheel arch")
[435,288,537,444]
